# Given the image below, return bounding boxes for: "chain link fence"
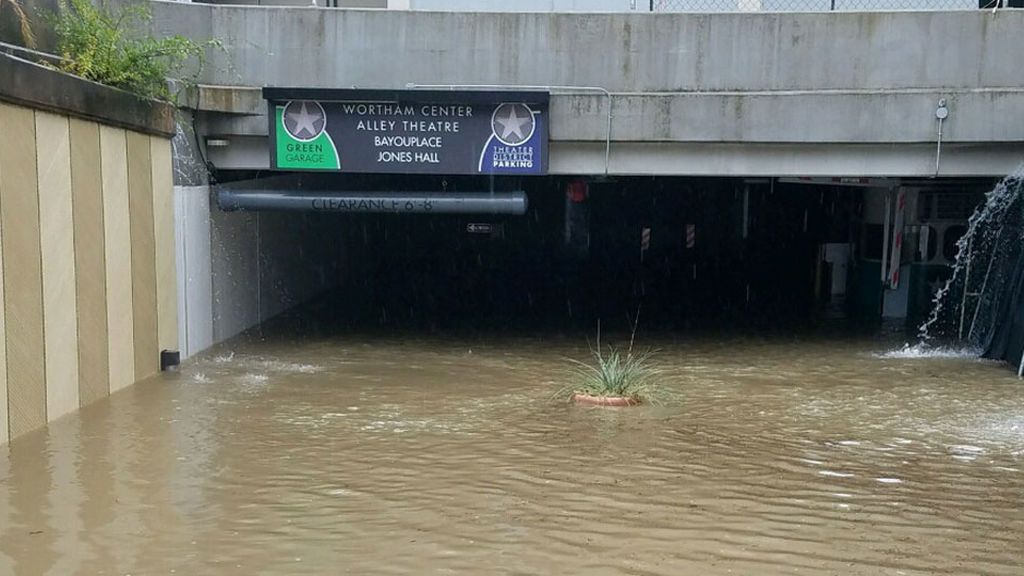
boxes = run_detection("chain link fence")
[651,1,1010,11]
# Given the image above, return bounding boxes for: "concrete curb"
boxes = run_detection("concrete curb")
[0,52,176,138]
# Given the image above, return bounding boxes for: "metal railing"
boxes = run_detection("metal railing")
[650,0,1012,11]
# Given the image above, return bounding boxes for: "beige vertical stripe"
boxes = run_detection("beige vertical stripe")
[100,126,136,392]
[37,112,80,421]
[127,131,158,380]
[70,118,110,406]
[0,125,7,445]
[0,102,47,436]
[150,136,178,354]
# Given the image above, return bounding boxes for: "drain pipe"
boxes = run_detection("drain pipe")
[217,189,528,215]
[934,99,949,177]
[957,232,975,339]
[406,83,613,176]
[965,222,1009,343]
[880,187,893,287]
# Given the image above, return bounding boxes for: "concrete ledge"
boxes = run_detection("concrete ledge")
[0,52,176,137]
[555,89,1024,144]
[190,84,264,115]
[203,135,1024,177]
[550,141,1024,178]
[193,84,1024,145]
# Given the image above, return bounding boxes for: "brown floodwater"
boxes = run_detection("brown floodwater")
[1,331,1022,575]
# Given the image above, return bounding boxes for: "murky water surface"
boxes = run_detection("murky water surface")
[1,332,1022,575]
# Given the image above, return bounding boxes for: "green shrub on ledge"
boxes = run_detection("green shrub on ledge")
[50,0,211,101]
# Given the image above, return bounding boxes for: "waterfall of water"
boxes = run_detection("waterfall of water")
[170,112,209,187]
[918,165,1024,352]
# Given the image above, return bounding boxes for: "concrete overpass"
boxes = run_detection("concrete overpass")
[127,2,1024,355]
[127,3,1024,177]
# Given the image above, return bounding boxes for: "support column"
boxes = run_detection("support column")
[127,132,158,380]
[70,118,110,406]
[100,125,136,392]
[0,120,7,445]
[36,111,80,421]
[0,103,46,436]
[151,136,178,357]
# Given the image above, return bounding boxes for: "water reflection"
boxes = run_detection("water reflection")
[1,332,1022,574]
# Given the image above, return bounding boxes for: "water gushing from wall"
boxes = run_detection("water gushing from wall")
[919,165,1024,351]
[170,113,208,187]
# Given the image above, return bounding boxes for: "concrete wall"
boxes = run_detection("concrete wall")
[10,3,1024,175]
[172,178,344,353]
[0,103,176,444]
[144,4,1024,176]
[134,5,1022,92]
[198,84,1024,176]
[174,185,214,358]
[207,185,345,344]
[0,56,177,445]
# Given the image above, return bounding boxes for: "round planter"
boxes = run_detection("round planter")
[571,393,640,407]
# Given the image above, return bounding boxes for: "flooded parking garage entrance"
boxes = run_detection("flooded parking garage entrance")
[4,170,1024,574]
[211,172,990,334]
[190,88,998,340]
[4,86,1023,575]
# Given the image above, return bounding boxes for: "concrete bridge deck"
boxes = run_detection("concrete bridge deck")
[133,2,1024,176]
[196,84,1024,176]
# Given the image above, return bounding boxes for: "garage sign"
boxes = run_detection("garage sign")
[264,88,549,175]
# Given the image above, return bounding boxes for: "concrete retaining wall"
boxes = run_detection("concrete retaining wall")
[174,185,214,358]
[133,4,1022,92]
[172,181,345,355]
[208,182,345,344]
[0,54,177,444]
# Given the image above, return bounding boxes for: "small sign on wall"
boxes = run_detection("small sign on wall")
[466,223,494,234]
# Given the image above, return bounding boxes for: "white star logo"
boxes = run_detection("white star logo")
[492,103,535,146]
[497,106,528,141]
[285,101,325,140]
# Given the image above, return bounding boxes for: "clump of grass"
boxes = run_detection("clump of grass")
[563,346,667,403]
[558,312,675,405]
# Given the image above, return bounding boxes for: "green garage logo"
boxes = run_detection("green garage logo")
[274,100,340,170]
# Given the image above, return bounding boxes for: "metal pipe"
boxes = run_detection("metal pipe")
[957,232,975,339]
[935,99,949,177]
[0,40,66,65]
[881,188,892,286]
[966,222,1008,342]
[406,83,613,176]
[217,189,528,215]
